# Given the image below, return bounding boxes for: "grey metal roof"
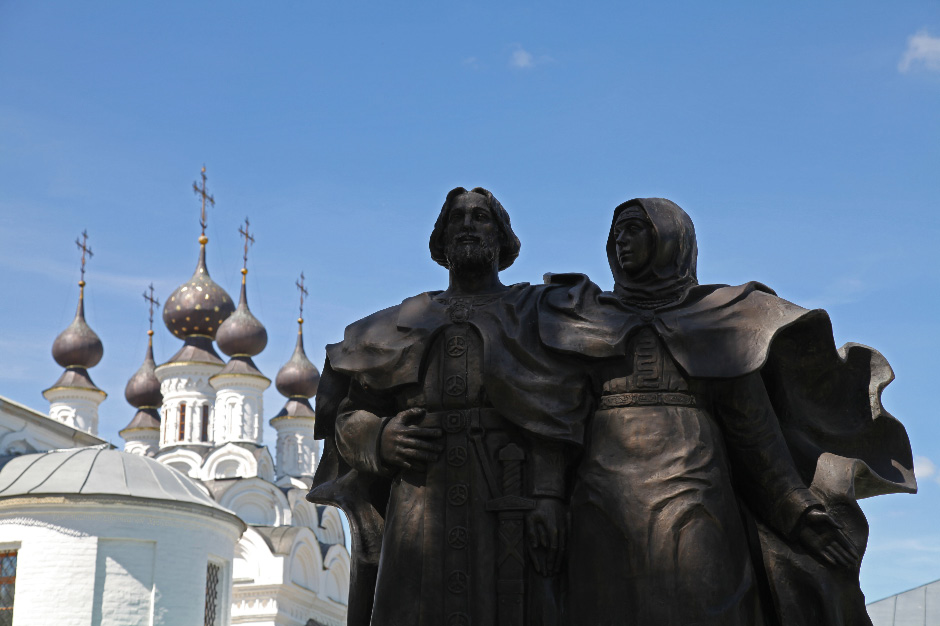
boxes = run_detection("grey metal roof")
[0,445,232,515]
[869,579,940,626]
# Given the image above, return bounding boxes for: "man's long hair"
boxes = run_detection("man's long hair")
[429,187,521,271]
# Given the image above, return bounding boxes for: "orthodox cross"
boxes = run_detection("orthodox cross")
[238,217,255,270]
[296,272,308,322]
[75,230,93,285]
[192,165,215,237]
[143,283,161,334]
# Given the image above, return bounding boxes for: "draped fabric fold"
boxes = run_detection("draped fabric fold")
[540,197,914,625]
[310,283,591,625]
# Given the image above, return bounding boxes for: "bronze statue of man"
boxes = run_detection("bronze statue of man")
[540,198,916,626]
[308,188,589,626]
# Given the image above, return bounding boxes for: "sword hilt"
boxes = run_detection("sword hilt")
[485,444,535,511]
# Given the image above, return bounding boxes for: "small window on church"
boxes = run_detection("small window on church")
[0,550,17,626]
[179,402,187,441]
[204,561,221,626]
[201,405,210,442]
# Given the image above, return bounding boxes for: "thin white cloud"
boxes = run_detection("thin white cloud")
[915,455,936,479]
[462,57,481,71]
[899,30,940,73]
[511,46,534,69]
[800,276,867,309]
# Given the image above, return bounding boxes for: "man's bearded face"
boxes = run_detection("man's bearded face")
[444,192,501,274]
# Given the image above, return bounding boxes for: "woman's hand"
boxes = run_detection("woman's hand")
[797,508,860,570]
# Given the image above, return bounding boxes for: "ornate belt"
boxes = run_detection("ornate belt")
[598,391,701,410]
[420,408,506,432]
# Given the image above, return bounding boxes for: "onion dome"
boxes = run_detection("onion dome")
[216,270,268,358]
[121,408,161,435]
[272,319,320,420]
[162,236,235,364]
[125,332,162,408]
[52,282,103,370]
[163,237,235,342]
[276,320,319,398]
[45,281,105,395]
[213,267,268,379]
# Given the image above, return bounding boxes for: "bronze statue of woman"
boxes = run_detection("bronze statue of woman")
[539,198,915,626]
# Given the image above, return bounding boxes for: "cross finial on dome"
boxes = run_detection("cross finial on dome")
[238,217,255,283]
[192,165,215,240]
[75,229,93,288]
[143,283,160,337]
[296,271,308,326]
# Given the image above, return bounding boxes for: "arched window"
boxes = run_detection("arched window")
[200,405,210,442]
[178,402,187,441]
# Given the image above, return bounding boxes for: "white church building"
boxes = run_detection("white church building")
[0,209,349,625]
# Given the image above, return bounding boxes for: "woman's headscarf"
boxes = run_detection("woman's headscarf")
[607,198,698,308]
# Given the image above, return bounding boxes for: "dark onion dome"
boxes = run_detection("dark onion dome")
[271,320,319,422]
[272,397,315,421]
[125,333,162,409]
[45,281,106,398]
[120,408,160,435]
[213,355,267,379]
[52,282,103,369]
[275,320,320,399]
[216,270,268,358]
[45,367,105,395]
[163,236,235,342]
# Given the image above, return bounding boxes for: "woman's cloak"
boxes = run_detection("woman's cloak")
[539,270,915,625]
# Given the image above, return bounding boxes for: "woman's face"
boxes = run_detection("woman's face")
[613,212,654,275]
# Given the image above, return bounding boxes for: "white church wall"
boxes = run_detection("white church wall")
[91,538,157,626]
[155,447,205,479]
[203,443,260,480]
[121,429,159,457]
[211,377,268,446]
[231,527,346,626]
[218,478,292,527]
[287,492,320,535]
[271,416,318,479]
[0,396,105,455]
[315,506,345,547]
[156,362,221,449]
[43,387,105,436]
[0,529,98,626]
[322,544,351,605]
[0,496,243,626]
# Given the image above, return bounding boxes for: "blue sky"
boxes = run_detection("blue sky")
[0,0,937,602]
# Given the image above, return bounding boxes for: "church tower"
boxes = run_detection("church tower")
[43,230,106,435]
[210,218,270,445]
[120,285,163,456]
[270,273,320,481]
[155,167,235,450]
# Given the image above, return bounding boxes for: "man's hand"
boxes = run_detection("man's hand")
[525,497,567,577]
[797,508,860,570]
[379,408,443,472]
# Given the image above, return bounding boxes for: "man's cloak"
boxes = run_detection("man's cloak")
[308,283,590,626]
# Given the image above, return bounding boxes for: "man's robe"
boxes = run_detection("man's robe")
[308,283,590,626]
[539,273,916,626]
